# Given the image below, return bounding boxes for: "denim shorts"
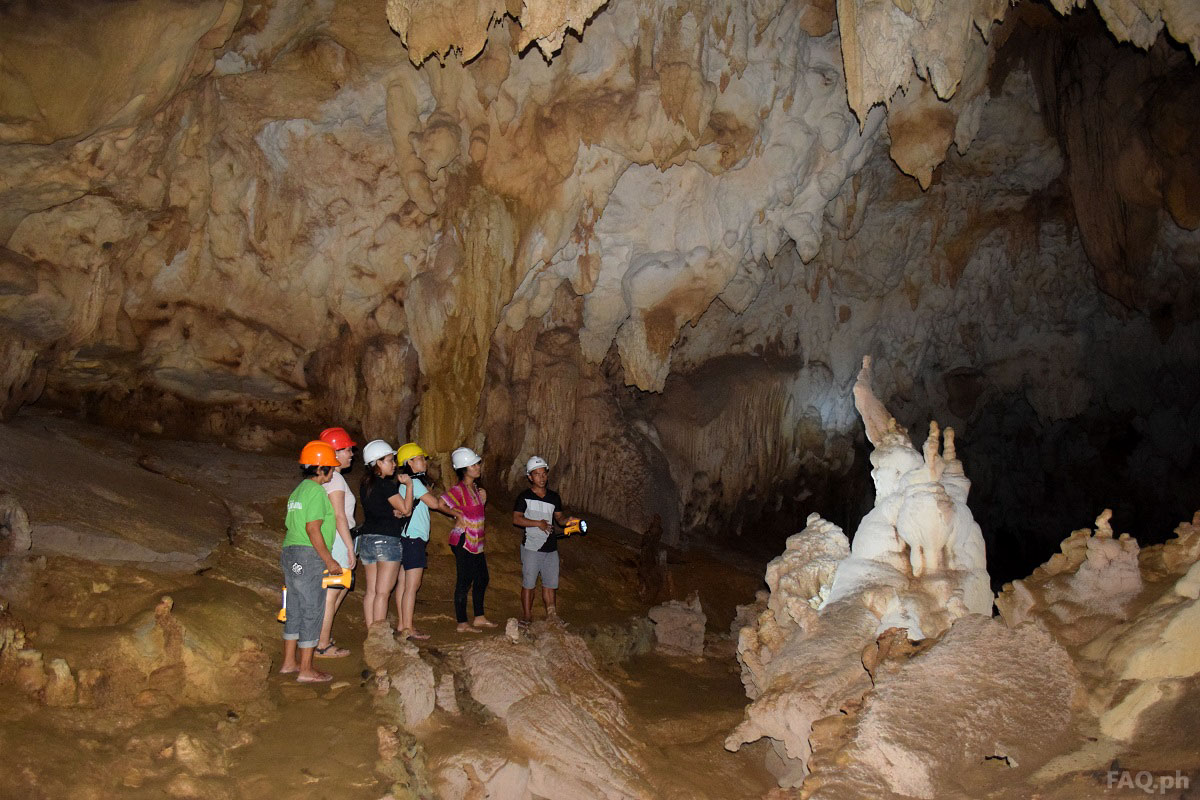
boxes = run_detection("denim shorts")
[357,534,403,564]
[401,537,427,570]
[281,545,325,648]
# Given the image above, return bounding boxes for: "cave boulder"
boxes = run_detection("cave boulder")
[648,591,706,656]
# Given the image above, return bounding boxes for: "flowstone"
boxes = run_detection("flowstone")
[445,620,654,800]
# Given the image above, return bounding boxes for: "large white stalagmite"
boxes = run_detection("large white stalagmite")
[827,356,993,638]
[726,354,993,784]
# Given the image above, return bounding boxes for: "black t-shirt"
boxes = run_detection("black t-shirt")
[513,488,563,553]
[359,477,409,538]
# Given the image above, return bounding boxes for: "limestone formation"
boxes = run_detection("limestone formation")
[0,491,31,556]
[456,622,654,799]
[997,509,1144,644]
[726,358,992,784]
[994,511,1200,781]
[824,357,992,639]
[648,592,706,656]
[364,622,437,728]
[385,0,608,64]
[810,617,1083,799]
[0,592,269,709]
[435,752,532,800]
[1,0,1198,559]
[728,371,1200,797]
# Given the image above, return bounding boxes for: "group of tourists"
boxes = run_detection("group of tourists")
[278,427,572,683]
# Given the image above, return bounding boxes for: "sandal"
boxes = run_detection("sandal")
[314,642,350,658]
[406,630,430,641]
[296,671,333,683]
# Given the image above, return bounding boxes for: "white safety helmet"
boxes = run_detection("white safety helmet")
[362,439,395,467]
[525,455,549,475]
[451,447,482,469]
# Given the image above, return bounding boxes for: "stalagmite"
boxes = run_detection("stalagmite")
[729,360,1200,795]
[726,356,992,784]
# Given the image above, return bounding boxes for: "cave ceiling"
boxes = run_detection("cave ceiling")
[1,0,1198,554]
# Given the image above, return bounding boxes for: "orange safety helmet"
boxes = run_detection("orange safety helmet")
[319,426,356,449]
[299,440,339,467]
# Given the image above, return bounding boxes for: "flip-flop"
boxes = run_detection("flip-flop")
[457,626,483,634]
[472,620,498,629]
[296,672,333,683]
[314,643,350,658]
[406,630,430,641]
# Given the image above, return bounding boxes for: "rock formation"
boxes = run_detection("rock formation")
[725,356,992,784]
[647,591,706,656]
[727,361,1200,796]
[998,510,1200,782]
[0,592,269,710]
[443,620,655,800]
[365,622,437,729]
[0,491,32,557]
[1,0,1197,569]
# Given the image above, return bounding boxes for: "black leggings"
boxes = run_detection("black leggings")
[452,544,489,623]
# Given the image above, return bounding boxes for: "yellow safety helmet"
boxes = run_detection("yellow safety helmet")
[395,442,428,465]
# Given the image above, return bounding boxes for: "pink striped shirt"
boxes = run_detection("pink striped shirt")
[442,482,486,553]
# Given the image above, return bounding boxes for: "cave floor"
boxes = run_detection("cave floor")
[0,409,773,799]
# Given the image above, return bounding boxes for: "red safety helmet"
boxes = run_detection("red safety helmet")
[319,427,356,449]
[299,441,339,467]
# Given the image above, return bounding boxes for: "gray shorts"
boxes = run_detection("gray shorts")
[281,545,325,648]
[520,548,559,590]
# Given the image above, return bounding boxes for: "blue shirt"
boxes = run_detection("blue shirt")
[399,478,430,541]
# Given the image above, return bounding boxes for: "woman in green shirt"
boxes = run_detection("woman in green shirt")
[279,441,343,683]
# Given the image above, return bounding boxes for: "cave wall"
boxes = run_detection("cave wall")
[1,0,1198,561]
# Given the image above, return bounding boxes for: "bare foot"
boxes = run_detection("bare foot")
[296,670,333,683]
[457,623,482,633]
[472,617,498,628]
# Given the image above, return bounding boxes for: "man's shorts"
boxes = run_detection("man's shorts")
[520,547,559,590]
[357,534,403,565]
[401,537,428,570]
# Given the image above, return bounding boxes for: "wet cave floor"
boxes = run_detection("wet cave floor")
[0,409,775,799]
